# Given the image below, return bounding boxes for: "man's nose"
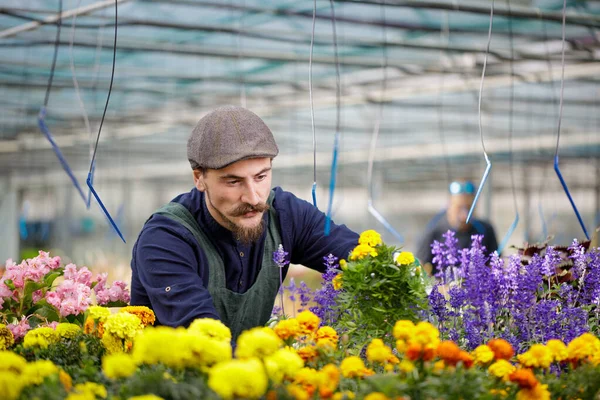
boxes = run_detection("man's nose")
[241,182,260,205]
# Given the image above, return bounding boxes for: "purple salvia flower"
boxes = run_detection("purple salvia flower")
[541,246,561,277]
[310,254,340,325]
[273,244,290,268]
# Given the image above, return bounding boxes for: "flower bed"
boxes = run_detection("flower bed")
[1,232,600,399]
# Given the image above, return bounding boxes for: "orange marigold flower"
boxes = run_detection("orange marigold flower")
[405,343,436,362]
[516,384,550,400]
[120,306,156,327]
[458,350,474,369]
[509,368,538,390]
[296,310,320,336]
[437,341,462,366]
[83,317,104,338]
[488,338,514,361]
[297,346,318,363]
[59,369,72,392]
[274,318,300,341]
[315,326,338,348]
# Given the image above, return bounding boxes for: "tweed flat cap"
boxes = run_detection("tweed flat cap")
[187,105,279,170]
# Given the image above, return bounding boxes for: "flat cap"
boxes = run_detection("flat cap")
[187,105,279,170]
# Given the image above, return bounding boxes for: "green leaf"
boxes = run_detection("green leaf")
[43,271,62,287]
[3,279,15,290]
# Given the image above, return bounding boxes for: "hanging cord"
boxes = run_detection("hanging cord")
[536,18,558,241]
[86,0,125,243]
[237,0,246,107]
[309,0,318,207]
[553,0,589,240]
[69,0,96,209]
[438,11,452,189]
[38,0,87,204]
[324,0,342,236]
[497,0,519,254]
[466,0,495,224]
[365,2,403,243]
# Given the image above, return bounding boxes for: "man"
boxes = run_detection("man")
[416,180,498,275]
[130,105,358,338]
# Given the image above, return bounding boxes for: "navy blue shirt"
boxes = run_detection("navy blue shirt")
[130,186,359,327]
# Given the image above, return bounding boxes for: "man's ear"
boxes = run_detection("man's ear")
[192,170,206,192]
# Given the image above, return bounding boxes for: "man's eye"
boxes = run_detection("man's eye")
[257,175,266,181]
[227,180,239,185]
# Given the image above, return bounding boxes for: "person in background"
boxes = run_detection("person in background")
[130,105,358,339]
[416,180,498,275]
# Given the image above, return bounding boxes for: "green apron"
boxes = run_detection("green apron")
[154,190,282,340]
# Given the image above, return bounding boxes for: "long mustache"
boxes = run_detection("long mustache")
[231,202,270,217]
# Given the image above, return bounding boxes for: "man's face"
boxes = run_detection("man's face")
[447,193,475,231]
[193,157,272,244]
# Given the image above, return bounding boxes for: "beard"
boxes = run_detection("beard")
[205,189,270,245]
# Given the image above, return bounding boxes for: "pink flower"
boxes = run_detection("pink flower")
[46,291,61,309]
[107,281,130,303]
[64,264,93,287]
[47,321,59,330]
[8,317,30,341]
[32,289,44,304]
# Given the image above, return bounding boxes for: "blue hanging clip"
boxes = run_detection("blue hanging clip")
[86,172,126,243]
[38,107,87,204]
[324,134,340,236]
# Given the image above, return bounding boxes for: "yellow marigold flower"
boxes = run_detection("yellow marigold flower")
[517,344,553,369]
[236,327,282,359]
[73,382,108,399]
[296,346,318,363]
[208,358,268,399]
[120,306,156,327]
[487,338,514,361]
[315,326,338,348]
[488,359,516,380]
[127,396,164,400]
[0,351,27,373]
[274,318,300,341]
[349,244,378,261]
[22,360,59,386]
[412,321,440,346]
[490,388,509,398]
[395,251,415,266]
[392,320,415,341]
[339,259,347,270]
[340,356,370,378]
[287,383,310,400]
[23,327,59,349]
[567,332,600,361]
[545,339,568,363]
[102,332,126,354]
[364,393,390,400]
[189,335,232,369]
[56,323,81,339]
[398,359,415,373]
[264,348,305,384]
[366,339,394,364]
[187,318,231,342]
[102,353,137,379]
[396,339,407,354]
[516,384,550,400]
[103,312,142,340]
[292,367,320,397]
[87,306,111,322]
[332,391,356,400]
[472,344,495,365]
[296,310,320,336]
[433,360,445,372]
[59,369,72,392]
[358,230,382,247]
[0,371,23,400]
[0,324,14,350]
[332,273,343,291]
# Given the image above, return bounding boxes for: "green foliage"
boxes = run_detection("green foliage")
[14,333,106,384]
[19,375,68,400]
[545,364,600,400]
[112,365,220,400]
[333,243,431,351]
